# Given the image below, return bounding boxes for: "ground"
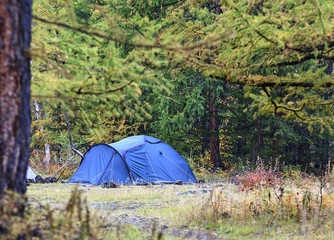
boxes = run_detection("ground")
[26,180,334,239]
[28,182,223,239]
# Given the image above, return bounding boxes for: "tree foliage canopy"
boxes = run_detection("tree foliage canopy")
[29,0,334,170]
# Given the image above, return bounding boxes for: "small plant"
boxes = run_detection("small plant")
[0,188,99,239]
[234,158,281,190]
[1,187,166,239]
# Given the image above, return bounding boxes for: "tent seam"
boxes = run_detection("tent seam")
[146,152,159,182]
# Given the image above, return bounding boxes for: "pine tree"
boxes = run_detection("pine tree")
[0,0,32,195]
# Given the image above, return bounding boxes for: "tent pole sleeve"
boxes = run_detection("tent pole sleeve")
[97,152,115,185]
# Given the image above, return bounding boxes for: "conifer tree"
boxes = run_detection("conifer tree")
[0,0,32,195]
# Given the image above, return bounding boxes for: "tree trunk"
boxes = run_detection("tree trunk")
[34,100,51,165]
[237,137,243,158]
[209,88,221,169]
[272,112,281,158]
[0,0,32,195]
[34,99,51,166]
[257,117,262,158]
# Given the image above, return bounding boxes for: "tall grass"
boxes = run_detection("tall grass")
[0,187,166,240]
[189,165,334,239]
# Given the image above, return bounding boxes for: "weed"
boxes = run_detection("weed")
[0,188,100,239]
[192,171,334,239]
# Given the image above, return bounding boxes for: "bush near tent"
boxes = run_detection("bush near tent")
[69,135,198,185]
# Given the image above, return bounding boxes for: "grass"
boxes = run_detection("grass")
[22,174,334,239]
[1,163,333,240]
[27,183,215,228]
[22,183,219,239]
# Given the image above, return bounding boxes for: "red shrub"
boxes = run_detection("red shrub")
[235,159,281,190]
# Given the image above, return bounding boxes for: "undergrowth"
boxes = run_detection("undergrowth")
[233,158,281,190]
[4,153,334,239]
[0,188,99,239]
[186,154,334,238]
[0,188,164,240]
[190,171,334,239]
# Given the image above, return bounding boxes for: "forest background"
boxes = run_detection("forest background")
[0,0,334,238]
[29,0,334,178]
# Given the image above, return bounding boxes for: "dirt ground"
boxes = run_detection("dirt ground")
[27,182,228,239]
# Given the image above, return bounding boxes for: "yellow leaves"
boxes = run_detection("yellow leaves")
[322,195,334,209]
[215,189,228,202]
[324,221,333,230]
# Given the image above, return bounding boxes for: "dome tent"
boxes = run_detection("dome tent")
[69,135,197,185]
[112,135,197,184]
[68,144,133,185]
[26,166,37,180]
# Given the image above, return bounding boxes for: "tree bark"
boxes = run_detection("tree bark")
[0,0,32,195]
[34,100,50,165]
[205,2,223,170]
[272,112,281,158]
[257,117,262,158]
[209,88,221,169]
[237,137,243,158]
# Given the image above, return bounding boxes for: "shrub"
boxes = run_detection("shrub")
[234,158,281,190]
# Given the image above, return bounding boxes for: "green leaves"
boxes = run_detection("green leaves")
[30,0,334,167]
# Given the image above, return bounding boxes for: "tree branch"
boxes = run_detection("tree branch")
[275,54,334,67]
[231,76,334,88]
[207,74,334,88]
[33,16,223,51]
[64,111,84,159]
[70,80,134,95]
[262,87,306,121]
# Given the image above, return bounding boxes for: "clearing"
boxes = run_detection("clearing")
[27,181,334,239]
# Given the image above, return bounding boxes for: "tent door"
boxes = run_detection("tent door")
[97,152,115,185]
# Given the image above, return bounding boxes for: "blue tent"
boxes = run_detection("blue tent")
[26,166,37,180]
[69,135,197,185]
[68,144,133,185]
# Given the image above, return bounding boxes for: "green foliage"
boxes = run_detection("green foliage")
[32,0,158,120]
[30,0,163,164]
[30,0,334,171]
[150,70,208,152]
[156,0,334,130]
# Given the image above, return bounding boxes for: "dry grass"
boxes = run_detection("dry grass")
[190,175,334,239]
[27,183,216,228]
[1,174,333,239]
